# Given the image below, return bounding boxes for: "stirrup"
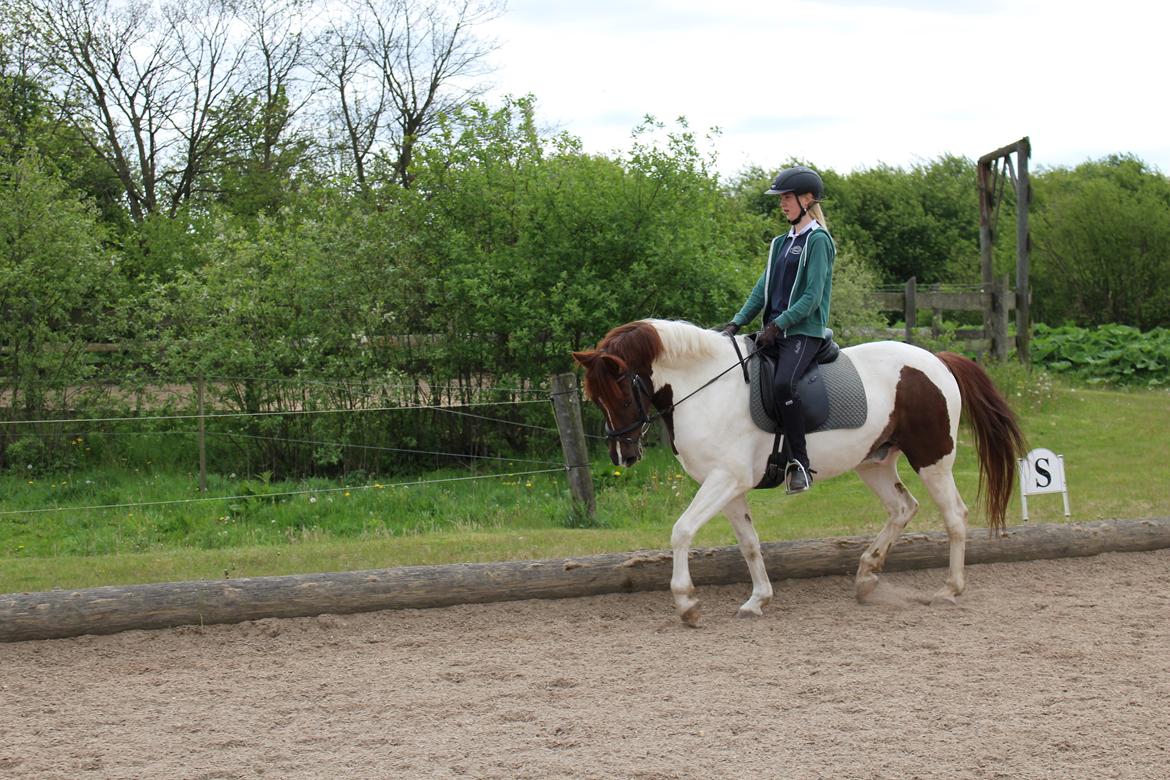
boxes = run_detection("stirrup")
[784,460,812,495]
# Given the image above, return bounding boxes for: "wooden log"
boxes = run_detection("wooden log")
[3,518,1169,643]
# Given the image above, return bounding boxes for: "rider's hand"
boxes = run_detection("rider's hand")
[757,321,781,348]
[717,322,739,337]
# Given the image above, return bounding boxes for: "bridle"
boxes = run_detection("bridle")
[601,336,756,444]
[603,371,654,444]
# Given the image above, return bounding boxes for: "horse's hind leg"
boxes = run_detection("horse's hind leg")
[723,494,773,618]
[919,462,969,603]
[854,458,919,602]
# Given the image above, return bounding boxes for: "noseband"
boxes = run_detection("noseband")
[604,372,653,444]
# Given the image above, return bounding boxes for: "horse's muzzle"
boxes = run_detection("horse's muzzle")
[610,439,643,467]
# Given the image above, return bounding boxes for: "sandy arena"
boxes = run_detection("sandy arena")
[2,548,1169,779]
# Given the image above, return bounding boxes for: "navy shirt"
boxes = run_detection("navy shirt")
[765,228,814,326]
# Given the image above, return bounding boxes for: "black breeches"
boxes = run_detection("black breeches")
[768,334,822,465]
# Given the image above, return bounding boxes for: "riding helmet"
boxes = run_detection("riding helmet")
[765,165,824,200]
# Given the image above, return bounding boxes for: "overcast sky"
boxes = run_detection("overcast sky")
[480,0,1169,179]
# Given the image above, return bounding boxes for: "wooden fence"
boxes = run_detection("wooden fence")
[872,276,1018,360]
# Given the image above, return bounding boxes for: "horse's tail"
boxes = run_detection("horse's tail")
[936,352,1028,534]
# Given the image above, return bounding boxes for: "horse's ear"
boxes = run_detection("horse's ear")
[572,350,597,369]
[599,354,625,376]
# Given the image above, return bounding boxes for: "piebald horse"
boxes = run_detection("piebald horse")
[573,319,1026,626]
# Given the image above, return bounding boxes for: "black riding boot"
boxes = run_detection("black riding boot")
[778,397,812,494]
[771,334,820,494]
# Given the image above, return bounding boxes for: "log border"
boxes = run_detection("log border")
[3,517,1170,643]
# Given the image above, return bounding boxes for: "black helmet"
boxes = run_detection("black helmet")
[765,166,824,200]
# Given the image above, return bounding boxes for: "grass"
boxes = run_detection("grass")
[2,372,1168,593]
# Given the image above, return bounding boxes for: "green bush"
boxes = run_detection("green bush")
[1031,323,1170,387]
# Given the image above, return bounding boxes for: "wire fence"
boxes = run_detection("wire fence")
[0,468,567,518]
[0,374,605,521]
[0,397,557,429]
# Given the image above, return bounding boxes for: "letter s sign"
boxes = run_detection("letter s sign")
[1033,458,1052,489]
[1018,447,1070,520]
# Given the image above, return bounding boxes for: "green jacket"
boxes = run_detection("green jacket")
[732,225,835,339]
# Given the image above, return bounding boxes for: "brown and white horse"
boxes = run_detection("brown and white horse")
[573,319,1026,626]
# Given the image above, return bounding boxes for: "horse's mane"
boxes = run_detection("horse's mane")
[640,319,725,366]
[577,320,722,407]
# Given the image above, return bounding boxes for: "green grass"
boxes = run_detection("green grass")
[2,374,1168,593]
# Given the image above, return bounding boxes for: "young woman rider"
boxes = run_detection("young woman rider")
[718,165,835,493]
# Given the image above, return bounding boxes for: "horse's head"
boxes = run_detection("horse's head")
[572,321,665,467]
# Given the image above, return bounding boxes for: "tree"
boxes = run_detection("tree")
[0,13,125,222]
[827,156,980,286]
[20,0,317,221]
[208,0,317,216]
[23,0,183,220]
[1032,156,1170,329]
[311,2,384,191]
[0,154,121,469]
[313,0,502,191]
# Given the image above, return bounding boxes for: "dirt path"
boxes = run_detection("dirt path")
[2,549,1169,779]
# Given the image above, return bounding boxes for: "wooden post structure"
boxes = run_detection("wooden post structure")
[992,275,1010,361]
[197,375,208,493]
[550,373,595,520]
[1015,138,1032,364]
[978,159,995,354]
[903,276,917,344]
[930,282,942,340]
[978,137,1031,363]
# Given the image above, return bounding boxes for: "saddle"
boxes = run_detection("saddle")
[749,335,841,432]
[740,330,868,489]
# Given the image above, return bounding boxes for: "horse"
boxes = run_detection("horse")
[572,319,1026,626]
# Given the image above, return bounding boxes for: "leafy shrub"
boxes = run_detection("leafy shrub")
[1031,323,1170,386]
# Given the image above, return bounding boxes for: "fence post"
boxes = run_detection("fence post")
[1016,138,1032,366]
[991,275,1010,361]
[930,283,942,340]
[904,276,917,344]
[550,373,595,520]
[197,375,208,493]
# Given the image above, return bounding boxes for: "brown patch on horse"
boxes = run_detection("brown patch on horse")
[572,321,665,411]
[651,384,677,453]
[866,366,954,472]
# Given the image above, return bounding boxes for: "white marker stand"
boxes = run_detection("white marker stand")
[1018,447,1070,521]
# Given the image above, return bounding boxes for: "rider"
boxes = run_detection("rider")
[718,165,836,493]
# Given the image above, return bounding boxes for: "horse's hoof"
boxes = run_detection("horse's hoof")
[680,605,701,627]
[930,590,958,607]
[736,608,762,619]
[855,576,879,603]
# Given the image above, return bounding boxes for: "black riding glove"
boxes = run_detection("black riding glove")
[757,321,781,349]
[717,322,740,337]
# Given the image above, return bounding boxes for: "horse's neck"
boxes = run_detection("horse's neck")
[653,349,733,400]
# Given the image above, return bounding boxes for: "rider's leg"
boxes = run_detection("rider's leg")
[773,334,821,492]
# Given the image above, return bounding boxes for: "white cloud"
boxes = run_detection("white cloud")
[481,0,1170,177]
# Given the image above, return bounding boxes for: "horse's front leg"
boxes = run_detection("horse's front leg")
[671,474,743,627]
[723,494,772,618]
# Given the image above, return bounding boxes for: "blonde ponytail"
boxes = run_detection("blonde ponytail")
[809,202,829,229]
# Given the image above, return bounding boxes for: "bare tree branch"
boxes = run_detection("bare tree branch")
[309,0,388,191]
[378,0,502,186]
[23,0,183,219]
[310,0,500,191]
